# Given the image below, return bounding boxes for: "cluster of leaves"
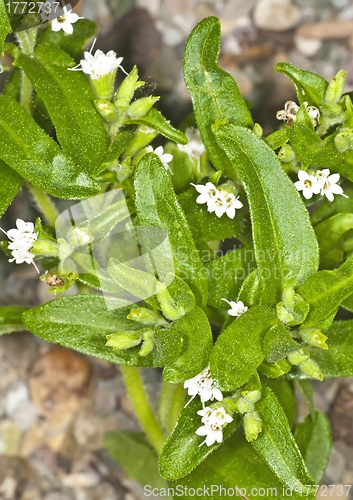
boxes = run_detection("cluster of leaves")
[1,7,353,498]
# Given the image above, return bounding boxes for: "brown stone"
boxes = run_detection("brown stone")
[296,19,353,40]
[329,386,353,445]
[28,348,93,418]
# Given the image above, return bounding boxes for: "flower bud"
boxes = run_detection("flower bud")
[127,307,168,327]
[156,281,185,321]
[31,239,58,257]
[127,96,160,120]
[298,328,328,350]
[236,397,251,414]
[287,348,309,365]
[95,100,119,123]
[325,70,347,105]
[334,129,353,153]
[242,390,261,405]
[243,411,262,442]
[106,331,141,350]
[276,303,295,324]
[299,358,323,381]
[115,66,144,109]
[253,123,263,138]
[139,329,155,356]
[278,144,295,163]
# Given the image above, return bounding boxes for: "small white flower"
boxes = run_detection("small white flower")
[191,182,218,206]
[294,170,320,200]
[73,228,90,245]
[276,101,319,126]
[146,145,173,172]
[320,171,348,202]
[184,364,223,406]
[196,406,233,447]
[222,299,248,317]
[207,190,227,218]
[69,41,124,81]
[220,191,243,219]
[51,5,83,35]
[178,128,206,159]
[0,219,38,272]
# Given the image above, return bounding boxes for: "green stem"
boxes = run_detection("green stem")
[120,366,165,453]
[16,27,38,114]
[26,182,59,226]
[159,380,185,436]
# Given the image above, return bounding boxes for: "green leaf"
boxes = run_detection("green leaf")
[0,160,22,217]
[314,213,353,255]
[37,19,99,62]
[0,306,28,335]
[0,95,100,199]
[165,143,194,193]
[169,431,314,499]
[104,431,167,489]
[134,153,207,306]
[183,17,253,172]
[294,412,332,484]
[265,378,296,427]
[0,0,12,57]
[19,44,106,175]
[274,63,328,107]
[159,396,241,480]
[210,306,277,391]
[289,106,343,169]
[22,296,154,366]
[215,124,319,305]
[298,255,353,329]
[205,247,256,309]
[265,130,288,150]
[98,129,135,173]
[125,108,188,145]
[178,187,244,245]
[253,387,315,494]
[163,306,213,383]
[3,66,21,100]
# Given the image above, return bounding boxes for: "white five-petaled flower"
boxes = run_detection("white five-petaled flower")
[276,101,320,127]
[146,145,173,172]
[0,219,38,272]
[178,128,206,159]
[222,299,248,317]
[294,170,320,200]
[196,406,233,447]
[69,41,124,81]
[295,168,348,202]
[51,5,83,35]
[320,171,347,202]
[184,364,223,406]
[191,183,243,219]
[73,228,90,245]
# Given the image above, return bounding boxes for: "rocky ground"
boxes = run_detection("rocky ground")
[1,0,353,498]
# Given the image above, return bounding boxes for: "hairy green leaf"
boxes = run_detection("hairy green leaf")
[169,431,314,499]
[265,378,296,427]
[210,306,277,391]
[253,387,315,494]
[0,160,22,217]
[0,0,11,57]
[159,396,241,480]
[215,124,319,305]
[163,307,213,383]
[134,153,207,306]
[22,296,153,366]
[19,44,106,175]
[315,213,353,255]
[274,63,328,107]
[183,16,253,171]
[125,108,188,145]
[0,95,100,199]
[294,412,332,484]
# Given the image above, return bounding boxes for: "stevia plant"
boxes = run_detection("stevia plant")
[1,3,353,497]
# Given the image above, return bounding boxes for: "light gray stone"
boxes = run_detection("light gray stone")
[253,0,300,31]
